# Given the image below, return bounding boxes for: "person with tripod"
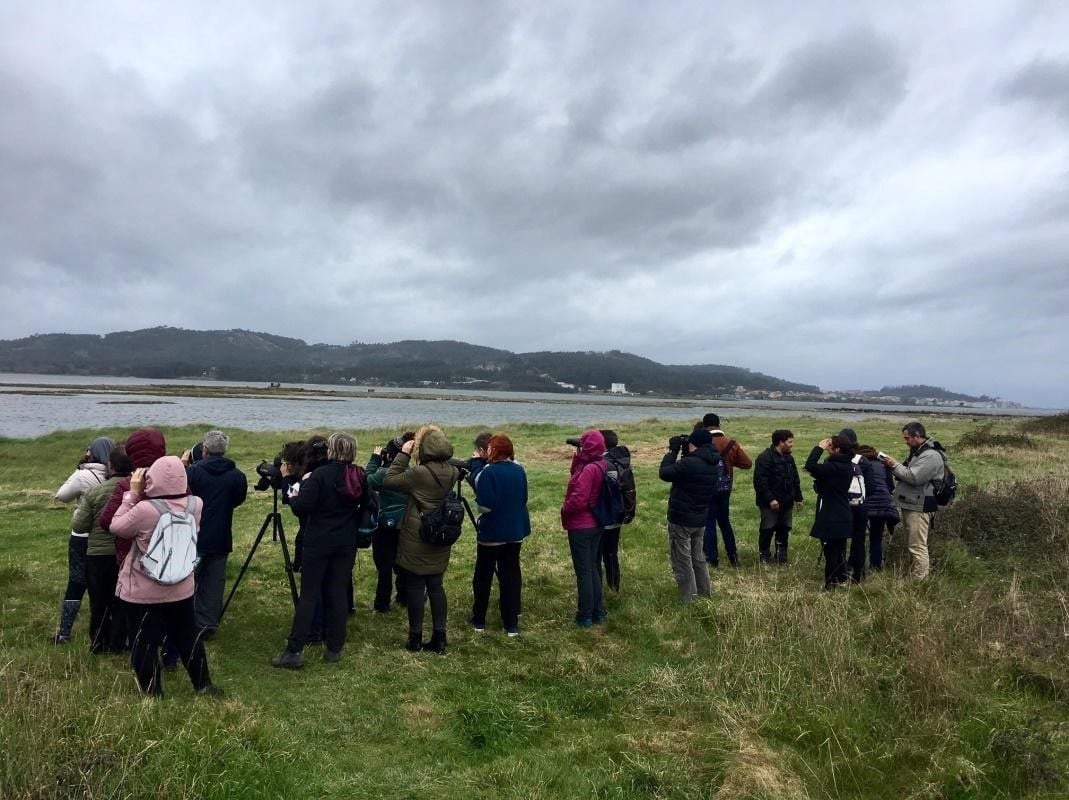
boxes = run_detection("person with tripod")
[272,433,370,668]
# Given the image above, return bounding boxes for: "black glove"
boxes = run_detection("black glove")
[668,435,685,451]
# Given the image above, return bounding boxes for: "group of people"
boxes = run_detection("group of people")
[52,427,245,696]
[48,415,947,693]
[658,416,947,598]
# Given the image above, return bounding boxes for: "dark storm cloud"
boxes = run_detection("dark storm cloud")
[0,3,1067,406]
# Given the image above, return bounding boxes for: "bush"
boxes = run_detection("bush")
[1019,412,1069,437]
[955,424,1036,450]
[936,478,1069,559]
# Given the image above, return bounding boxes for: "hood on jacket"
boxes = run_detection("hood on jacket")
[144,455,188,498]
[575,430,606,465]
[691,443,721,465]
[88,437,115,465]
[126,428,166,469]
[195,455,238,475]
[414,425,454,464]
[606,445,631,469]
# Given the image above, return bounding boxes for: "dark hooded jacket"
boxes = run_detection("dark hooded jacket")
[561,430,606,531]
[605,445,637,525]
[862,456,900,521]
[186,455,248,555]
[659,443,725,527]
[100,428,167,566]
[804,447,854,541]
[384,427,460,575]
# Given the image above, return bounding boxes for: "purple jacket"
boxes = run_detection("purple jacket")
[561,430,606,531]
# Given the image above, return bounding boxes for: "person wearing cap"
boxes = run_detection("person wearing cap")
[51,436,115,644]
[698,414,752,568]
[837,428,876,583]
[186,430,248,639]
[658,428,724,603]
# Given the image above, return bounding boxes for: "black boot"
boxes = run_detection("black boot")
[405,632,423,652]
[52,600,81,644]
[423,630,447,655]
[758,529,774,565]
[774,529,791,565]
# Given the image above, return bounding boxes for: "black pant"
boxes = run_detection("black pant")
[869,517,896,569]
[64,536,89,601]
[287,542,357,652]
[823,539,848,588]
[372,526,405,610]
[471,542,522,629]
[848,507,868,582]
[599,528,621,591]
[403,569,447,636]
[127,597,212,695]
[86,554,123,653]
[704,493,737,564]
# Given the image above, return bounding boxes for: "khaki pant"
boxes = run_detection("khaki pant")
[900,510,934,579]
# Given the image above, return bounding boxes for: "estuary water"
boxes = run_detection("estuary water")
[0,373,1056,438]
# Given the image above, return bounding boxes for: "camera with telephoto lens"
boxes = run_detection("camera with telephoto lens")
[565,437,582,448]
[254,441,306,492]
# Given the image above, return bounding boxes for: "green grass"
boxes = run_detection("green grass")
[2,416,1068,799]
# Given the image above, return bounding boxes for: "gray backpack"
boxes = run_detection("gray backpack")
[139,498,199,584]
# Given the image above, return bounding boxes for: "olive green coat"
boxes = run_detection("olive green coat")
[383,430,459,575]
[72,476,123,556]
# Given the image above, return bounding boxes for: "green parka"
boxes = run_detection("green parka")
[383,428,459,575]
[72,475,124,556]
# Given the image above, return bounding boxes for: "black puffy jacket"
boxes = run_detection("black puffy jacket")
[289,461,367,556]
[186,456,248,555]
[658,444,724,527]
[753,447,803,508]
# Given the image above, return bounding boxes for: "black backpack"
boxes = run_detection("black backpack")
[930,442,957,507]
[417,467,469,547]
[592,461,626,527]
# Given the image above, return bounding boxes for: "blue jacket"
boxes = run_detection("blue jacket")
[474,461,531,543]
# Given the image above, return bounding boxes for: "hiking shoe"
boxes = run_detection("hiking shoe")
[468,616,486,632]
[270,649,304,669]
[197,684,224,698]
[323,649,342,663]
[405,633,423,653]
[593,611,608,625]
[423,631,448,655]
[576,617,593,629]
[505,627,520,638]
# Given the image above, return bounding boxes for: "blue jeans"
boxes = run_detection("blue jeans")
[703,493,737,565]
[568,528,605,623]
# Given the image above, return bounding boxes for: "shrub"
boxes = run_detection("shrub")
[955,424,1036,450]
[1018,412,1069,437]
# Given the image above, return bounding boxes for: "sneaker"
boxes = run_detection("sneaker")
[50,633,70,645]
[197,684,224,697]
[323,649,342,663]
[576,617,593,629]
[505,627,520,638]
[270,649,304,669]
[468,616,486,632]
[593,611,608,625]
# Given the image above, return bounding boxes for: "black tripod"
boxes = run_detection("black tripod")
[219,486,299,624]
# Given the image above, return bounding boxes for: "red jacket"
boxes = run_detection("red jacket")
[99,428,166,566]
[561,430,606,531]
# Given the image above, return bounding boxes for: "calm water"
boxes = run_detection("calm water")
[0,373,1057,438]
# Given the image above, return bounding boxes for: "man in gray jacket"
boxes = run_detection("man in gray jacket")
[880,421,943,579]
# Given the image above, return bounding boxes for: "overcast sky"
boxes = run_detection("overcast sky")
[1,2,1067,406]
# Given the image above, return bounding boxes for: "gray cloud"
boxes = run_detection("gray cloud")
[0,3,1067,407]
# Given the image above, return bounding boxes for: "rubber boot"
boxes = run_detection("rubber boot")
[423,630,447,655]
[52,599,81,644]
[758,529,774,564]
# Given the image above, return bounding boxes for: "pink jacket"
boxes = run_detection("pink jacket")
[561,430,607,531]
[112,456,203,605]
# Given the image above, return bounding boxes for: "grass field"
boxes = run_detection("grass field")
[2,414,1068,799]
